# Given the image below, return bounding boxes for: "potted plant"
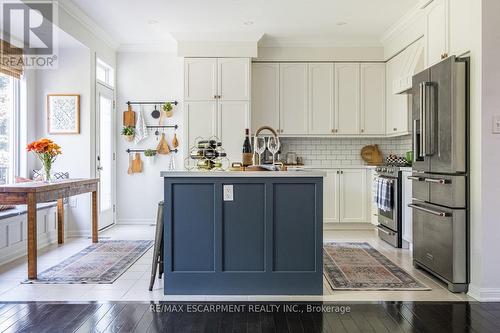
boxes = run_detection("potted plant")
[162,102,173,118]
[121,126,135,142]
[144,149,157,165]
[26,138,62,183]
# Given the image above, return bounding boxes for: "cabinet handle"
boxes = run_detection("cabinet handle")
[441,53,448,59]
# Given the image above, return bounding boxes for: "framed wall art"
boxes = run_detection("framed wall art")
[47,94,80,134]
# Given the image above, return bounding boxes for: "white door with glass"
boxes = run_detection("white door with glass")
[96,84,115,230]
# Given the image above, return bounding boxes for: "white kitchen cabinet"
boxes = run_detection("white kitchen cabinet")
[323,170,340,223]
[386,53,410,136]
[449,0,471,57]
[185,58,251,163]
[280,63,308,135]
[339,169,368,223]
[425,0,449,67]
[251,63,280,131]
[308,63,334,135]
[184,58,217,101]
[360,63,386,135]
[217,101,250,163]
[218,58,250,101]
[335,63,360,135]
[184,102,217,150]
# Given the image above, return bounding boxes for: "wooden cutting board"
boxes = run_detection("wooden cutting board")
[131,153,142,173]
[156,133,171,154]
[123,105,136,127]
[361,145,383,165]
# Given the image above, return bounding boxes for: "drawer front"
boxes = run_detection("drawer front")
[427,175,466,208]
[410,202,467,283]
[409,174,429,202]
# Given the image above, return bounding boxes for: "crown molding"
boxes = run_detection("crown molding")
[258,39,383,48]
[380,1,425,45]
[56,0,119,50]
[118,42,178,54]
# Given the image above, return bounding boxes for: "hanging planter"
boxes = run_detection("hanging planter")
[162,102,174,118]
[121,126,135,142]
[144,149,157,165]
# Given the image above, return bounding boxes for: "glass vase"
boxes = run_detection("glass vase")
[42,163,52,183]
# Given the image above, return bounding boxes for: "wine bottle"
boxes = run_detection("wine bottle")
[242,129,253,166]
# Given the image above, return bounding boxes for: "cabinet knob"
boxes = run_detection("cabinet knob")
[334,129,338,133]
[214,95,217,99]
[218,95,222,99]
[393,128,397,131]
[441,53,448,59]
[331,129,334,133]
[361,129,364,133]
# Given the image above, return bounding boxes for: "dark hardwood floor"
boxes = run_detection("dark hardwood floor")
[0,302,499,332]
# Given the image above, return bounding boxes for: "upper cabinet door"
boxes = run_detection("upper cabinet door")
[386,54,410,135]
[184,58,217,101]
[184,102,217,151]
[360,63,386,135]
[217,101,250,163]
[425,0,449,67]
[251,63,280,131]
[308,63,334,135]
[335,63,360,135]
[218,58,250,101]
[280,63,308,135]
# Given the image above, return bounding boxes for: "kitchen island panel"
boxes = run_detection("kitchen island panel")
[273,183,318,272]
[170,183,215,272]
[222,183,266,272]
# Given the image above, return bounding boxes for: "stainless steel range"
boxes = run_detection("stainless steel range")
[375,166,409,249]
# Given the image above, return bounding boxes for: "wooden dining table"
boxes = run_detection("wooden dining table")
[0,178,99,279]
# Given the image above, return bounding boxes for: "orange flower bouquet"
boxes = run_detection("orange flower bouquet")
[26,138,62,182]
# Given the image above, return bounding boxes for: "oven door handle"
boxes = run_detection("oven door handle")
[377,225,395,236]
[424,178,451,185]
[408,204,452,217]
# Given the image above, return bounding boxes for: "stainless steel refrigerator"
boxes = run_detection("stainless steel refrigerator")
[409,56,468,293]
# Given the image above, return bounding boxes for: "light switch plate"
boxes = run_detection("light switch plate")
[494,115,500,134]
[223,185,234,201]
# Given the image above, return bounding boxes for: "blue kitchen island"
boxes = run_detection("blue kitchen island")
[161,171,325,295]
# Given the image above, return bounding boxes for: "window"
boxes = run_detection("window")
[0,73,19,184]
[96,59,114,87]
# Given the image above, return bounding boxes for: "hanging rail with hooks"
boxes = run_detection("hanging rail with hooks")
[126,101,178,106]
[146,125,178,129]
[126,148,178,154]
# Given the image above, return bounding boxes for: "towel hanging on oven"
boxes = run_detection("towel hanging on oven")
[375,178,393,212]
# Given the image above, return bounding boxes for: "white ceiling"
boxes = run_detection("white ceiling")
[71,0,418,49]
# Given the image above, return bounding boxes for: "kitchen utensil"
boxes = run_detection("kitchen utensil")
[156,133,171,154]
[127,154,133,174]
[405,151,413,164]
[151,105,160,119]
[360,145,383,165]
[131,153,142,173]
[172,133,179,148]
[123,105,136,127]
[286,152,297,165]
[254,137,266,165]
[267,136,280,164]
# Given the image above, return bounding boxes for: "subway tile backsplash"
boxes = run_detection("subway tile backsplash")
[280,135,412,167]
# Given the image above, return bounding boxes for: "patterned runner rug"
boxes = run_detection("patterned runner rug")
[23,240,153,284]
[324,242,430,290]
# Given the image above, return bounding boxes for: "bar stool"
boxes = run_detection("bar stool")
[149,201,164,291]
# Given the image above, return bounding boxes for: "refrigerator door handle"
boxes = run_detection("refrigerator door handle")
[424,178,451,185]
[422,82,427,157]
[408,203,452,217]
[407,176,425,181]
[419,83,425,158]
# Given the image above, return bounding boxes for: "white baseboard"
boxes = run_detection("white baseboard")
[323,222,376,231]
[0,232,58,266]
[468,285,500,302]
[116,219,156,225]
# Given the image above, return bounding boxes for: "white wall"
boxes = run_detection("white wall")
[116,52,183,224]
[34,47,92,236]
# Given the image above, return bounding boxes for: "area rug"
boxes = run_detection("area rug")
[23,240,153,284]
[323,242,430,291]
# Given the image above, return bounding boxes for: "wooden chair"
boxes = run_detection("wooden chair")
[149,201,164,291]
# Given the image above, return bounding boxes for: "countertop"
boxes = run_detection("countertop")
[286,165,377,170]
[160,170,327,177]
